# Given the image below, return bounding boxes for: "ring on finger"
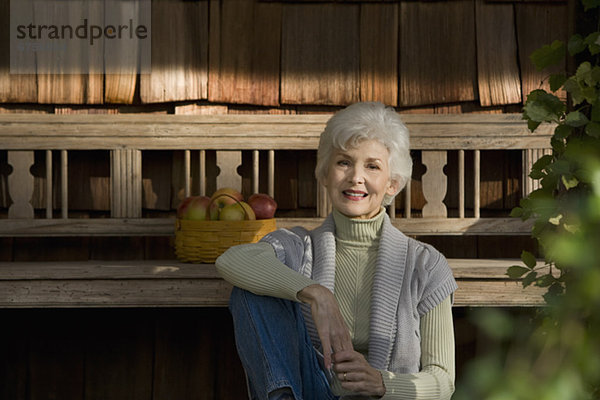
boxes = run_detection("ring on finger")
[343,372,347,381]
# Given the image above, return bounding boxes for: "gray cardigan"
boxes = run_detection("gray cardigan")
[261,212,458,374]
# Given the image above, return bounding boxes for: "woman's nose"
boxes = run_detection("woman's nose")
[349,168,365,184]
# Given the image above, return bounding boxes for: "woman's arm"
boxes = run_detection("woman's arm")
[378,295,455,399]
[216,242,317,301]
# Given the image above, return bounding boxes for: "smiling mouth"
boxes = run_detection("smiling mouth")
[343,190,368,199]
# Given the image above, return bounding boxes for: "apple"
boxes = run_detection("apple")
[176,196,195,219]
[247,193,277,219]
[177,195,211,220]
[219,201,256,221]
[209,188,244,220]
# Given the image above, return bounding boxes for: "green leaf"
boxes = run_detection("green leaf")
[592,66,600,86]
[536,274,555,288]
[510,207,523,218]
[585,121,600,138]
[564,77,584,105]
[530,40,566,71]
[529,169,545,179]
[523,90,565,122]
[507,265,530,279]
[582,0,600,11]
[568,34,586,56]
[564,223,580,233]
[521,250,537,269]
[565,111,589,127]
[527,119,542,132]
[593,104,600,122]
[546,282,564,297]
[548,214,563,225]
[532,154,553,171]
[551,136,566,154]
[562,174,579,190]
[585,32,600,54]
[554,124,572,139]
[523,271,538,287]
[576,62,593,85]
[548,159,571,175]
[549,73,567,92]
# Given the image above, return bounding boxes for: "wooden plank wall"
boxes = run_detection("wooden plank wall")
[0,0,568,106]
[0,306,536,400]
[0,308,248,400]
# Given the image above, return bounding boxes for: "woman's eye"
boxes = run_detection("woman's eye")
[337,160,350,166]
[367,164,380,170]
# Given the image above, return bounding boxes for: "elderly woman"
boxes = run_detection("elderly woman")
[216,102,457,400]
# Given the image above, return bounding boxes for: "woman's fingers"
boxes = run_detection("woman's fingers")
[331,350,386,397]
[297,284,352,370]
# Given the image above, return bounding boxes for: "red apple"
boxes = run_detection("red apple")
[247,193,277,219]
[209,188,244,220]
[220,201,256,221]
[176,196,195,219]
[177,195,211,220]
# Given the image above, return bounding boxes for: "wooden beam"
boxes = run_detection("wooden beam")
[0,114,554,150]
[0,217,534,237]
[0,260,547,308]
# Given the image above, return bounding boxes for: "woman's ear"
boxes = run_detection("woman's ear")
[386,179,400,197]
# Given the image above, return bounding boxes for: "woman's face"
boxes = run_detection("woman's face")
[324,139,398,219]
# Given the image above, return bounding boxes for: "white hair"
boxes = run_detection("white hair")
[315,102,412,206]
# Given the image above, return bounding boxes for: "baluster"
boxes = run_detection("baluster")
[199,150,206,196]
[421,151,447,218]
[458,149,465,218]
[317,183,332,218]
[268,150,275,198]
[216,151,242,192]
[111,149,142,218]
[404,179,411,218]
[7,151,34,218]
[252,150,259,194]
[474,150,480,218]
[523,149,552,196]
[46,150,53,218]
[61,150,68,219]
[184,150,191,197]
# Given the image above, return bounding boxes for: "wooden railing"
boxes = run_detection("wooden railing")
[0,113,554,307]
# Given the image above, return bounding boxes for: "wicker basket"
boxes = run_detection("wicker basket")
[174,218,277,263]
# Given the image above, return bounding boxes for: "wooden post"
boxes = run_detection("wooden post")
[421,151,447,218]
[268,150,275,198]
[184,150,191,197]
[474,150,480,218]
[111,149,142,218]
[459,149,465,218]
[252,150,259,194]
[317,183,332,217]
[199,150,206,196]
[404,179,411,218]
[7,151,35,219]
[46,150,52,219]
[216,151,242,192]
[61,150,68,219]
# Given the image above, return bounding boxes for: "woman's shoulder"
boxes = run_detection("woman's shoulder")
[398,234,450,275]
[260,226,313,266]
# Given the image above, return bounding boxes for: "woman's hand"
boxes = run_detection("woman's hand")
[332,350,386,397]
[297,284,353,370]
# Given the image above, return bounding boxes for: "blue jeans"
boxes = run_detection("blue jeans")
[229,287,338,400]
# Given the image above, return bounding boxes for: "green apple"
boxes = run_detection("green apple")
[219,201,256,221]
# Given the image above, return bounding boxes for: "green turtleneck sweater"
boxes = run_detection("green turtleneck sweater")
[331,208,381,355]
[216,209,455,399]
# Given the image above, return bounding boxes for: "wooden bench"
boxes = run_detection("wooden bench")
[0,113,552,308]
